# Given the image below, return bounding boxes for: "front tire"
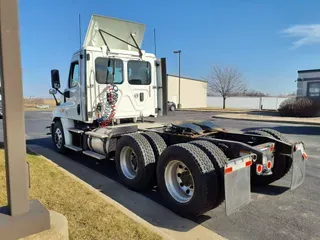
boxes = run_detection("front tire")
[170,105,176,111]
[52,121,67,153]
[157,143,219,217]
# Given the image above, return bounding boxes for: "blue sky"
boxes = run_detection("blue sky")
[19,0,320,97]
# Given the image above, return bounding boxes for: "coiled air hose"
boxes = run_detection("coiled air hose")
[96,84,119,127]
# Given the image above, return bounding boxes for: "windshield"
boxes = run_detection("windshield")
[127,60,151,85]
[95,58,123,84]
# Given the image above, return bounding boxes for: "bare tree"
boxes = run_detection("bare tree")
[207,65,247,109]
[241,90,268,97]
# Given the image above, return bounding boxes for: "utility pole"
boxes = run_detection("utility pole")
[0,0,50,238]
[173,50,181,109]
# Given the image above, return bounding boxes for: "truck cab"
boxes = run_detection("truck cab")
[51,15,164,124]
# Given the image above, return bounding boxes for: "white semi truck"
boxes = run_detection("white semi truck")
[48,15,308,217]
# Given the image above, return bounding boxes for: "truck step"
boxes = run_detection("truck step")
[83,150,106,160]
[68,128,84,134]
[65,145,82,152]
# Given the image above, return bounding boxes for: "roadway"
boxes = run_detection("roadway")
[3,110,320,240]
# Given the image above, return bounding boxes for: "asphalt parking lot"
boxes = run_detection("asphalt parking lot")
[2,110,320,240]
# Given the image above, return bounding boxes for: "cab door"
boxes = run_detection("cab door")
[126,60,155,116]
[64,53,83,121]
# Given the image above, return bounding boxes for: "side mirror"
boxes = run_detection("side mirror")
[49,88,57,95]
[51,69,61,89]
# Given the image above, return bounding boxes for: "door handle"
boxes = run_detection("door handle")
[140,93,144,102]
[77,104,81,115]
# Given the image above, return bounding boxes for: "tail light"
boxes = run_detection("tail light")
[267,160,272,169]
[256,164,263,174]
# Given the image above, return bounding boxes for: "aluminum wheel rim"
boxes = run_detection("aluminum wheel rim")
[164,160,195,203]
[54,128,63,149]
[120,146,138,180]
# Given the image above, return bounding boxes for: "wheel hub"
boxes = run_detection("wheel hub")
[164,160,195,203]
[54,128,63,149]
[120,146,138,179]
[180,171,193,186]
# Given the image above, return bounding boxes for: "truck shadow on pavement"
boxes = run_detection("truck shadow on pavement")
[242,125,320,136]
[251,185,289,195]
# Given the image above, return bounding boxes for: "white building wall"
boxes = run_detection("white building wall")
[207,96,289,110]
[167,75,207,108]
[207,97,223,108]
[226,97,260,109]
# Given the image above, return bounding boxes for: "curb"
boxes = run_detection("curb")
[27,145,225,240]
[22,211,69,240]
[212,115,320,126]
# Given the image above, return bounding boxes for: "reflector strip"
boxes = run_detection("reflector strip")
[245,160,252,167]
[225,167,233,174]
[295,143,308,161]
[302,152,308,160]
[224,154,256,174]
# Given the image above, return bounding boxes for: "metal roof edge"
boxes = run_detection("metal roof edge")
[167,74,207,83]
[298,69,320,73]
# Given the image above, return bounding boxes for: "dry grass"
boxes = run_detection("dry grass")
[0,150,162,240]
[24,98,56,111]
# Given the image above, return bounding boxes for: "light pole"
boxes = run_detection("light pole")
[173,50,181,109]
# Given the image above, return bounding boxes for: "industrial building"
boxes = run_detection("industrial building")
[297,69,320,98]
[167,74,207,108]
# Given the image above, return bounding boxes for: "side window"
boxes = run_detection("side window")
[128,60,151,85]
[308,82,320,97]
[69,61,80,88]
[95,58,123,84]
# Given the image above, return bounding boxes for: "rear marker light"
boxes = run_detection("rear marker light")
[256,164,263,174]
[269,145,275,152]
[225,167,233,174]
[267,161,272,169]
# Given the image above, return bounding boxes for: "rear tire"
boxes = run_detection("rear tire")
[190,140,227,206]
[52,121,67,154]
[115,133,156,191]
[157,143,219,217]
[259,128,293,176]
[140,132,167,161]
[259,128,290,143]
[245,129,289,186]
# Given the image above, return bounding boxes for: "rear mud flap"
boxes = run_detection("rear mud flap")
[224,155,253,216]
[290,150,306,190]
